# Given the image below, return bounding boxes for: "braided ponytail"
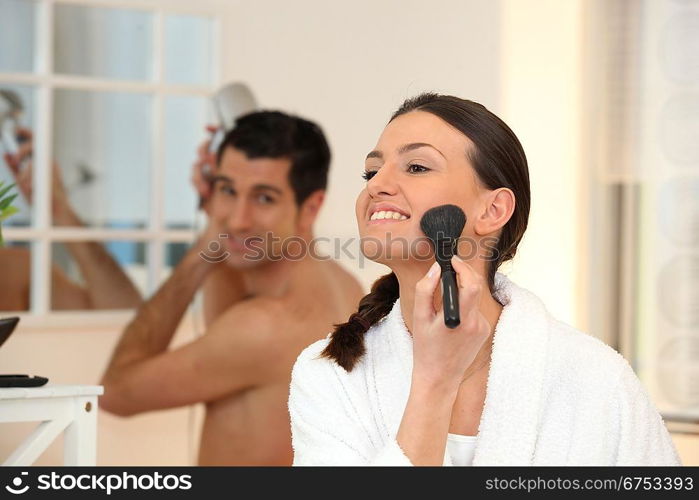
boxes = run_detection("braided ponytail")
[321,272,399,371]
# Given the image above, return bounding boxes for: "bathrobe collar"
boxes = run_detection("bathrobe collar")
[375,272,551,465]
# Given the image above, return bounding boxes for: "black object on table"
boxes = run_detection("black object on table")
[0,317,49,388]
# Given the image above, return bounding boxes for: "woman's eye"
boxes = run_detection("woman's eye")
[362,170,377,181]
[407,163,429,174]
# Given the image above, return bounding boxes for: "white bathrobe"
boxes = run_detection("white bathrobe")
[288,272,681,466]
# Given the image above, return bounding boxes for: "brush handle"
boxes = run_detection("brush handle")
[441,270,460,329]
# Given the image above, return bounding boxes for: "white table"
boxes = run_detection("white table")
[0,385,103,466]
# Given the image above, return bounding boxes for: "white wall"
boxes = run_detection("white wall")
[220,0,503,291]
[497,0,584,328]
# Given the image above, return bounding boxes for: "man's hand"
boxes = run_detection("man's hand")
[2,127,77,226]
[192,125,219,213]
[3,127,34,203]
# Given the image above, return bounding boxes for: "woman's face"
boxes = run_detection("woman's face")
[356,110,484,266]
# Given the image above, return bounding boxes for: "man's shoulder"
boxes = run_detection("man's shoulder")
[212,296,288,336]
[326,260,364,293]
[238,295,288,315]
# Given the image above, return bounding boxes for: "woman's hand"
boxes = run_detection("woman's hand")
[411,255,493,394]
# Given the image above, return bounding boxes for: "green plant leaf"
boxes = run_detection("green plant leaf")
[0,205,19,221]
[0,182,19,246]
[0,182,15,200]
[0,193,18,210]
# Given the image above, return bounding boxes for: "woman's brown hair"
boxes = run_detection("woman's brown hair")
[322,93,531,371]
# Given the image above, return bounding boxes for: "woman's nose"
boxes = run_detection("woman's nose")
[366,164,399,198]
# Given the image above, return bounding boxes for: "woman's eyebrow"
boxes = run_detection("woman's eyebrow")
[365,143,446,161]
[398,142,446,159]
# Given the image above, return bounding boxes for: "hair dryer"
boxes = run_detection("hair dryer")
[208,82,258,155]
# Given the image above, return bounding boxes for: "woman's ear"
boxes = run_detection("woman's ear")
[298,190,325,233]
[473,188,515,236]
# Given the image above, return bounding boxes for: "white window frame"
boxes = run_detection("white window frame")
[1,0,224,328]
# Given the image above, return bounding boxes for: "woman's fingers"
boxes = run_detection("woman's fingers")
[451,255,484,324]
[413,261,441,326]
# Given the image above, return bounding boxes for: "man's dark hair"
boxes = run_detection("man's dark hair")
[216,111,331,206]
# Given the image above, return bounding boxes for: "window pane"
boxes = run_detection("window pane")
[163,241,189,276]
[0,84,35,227]
[0,240,30,312]
[0,0,36,73]
[54,4,153,81]
[53,89,151,229]
[50,240,147,311]
[165,14,213,86]
[164,95,211,229]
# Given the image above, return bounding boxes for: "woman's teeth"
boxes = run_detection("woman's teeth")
[370,210,409,221]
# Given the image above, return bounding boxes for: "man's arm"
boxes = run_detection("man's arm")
[100,242,214,392]
[99,255,288,416]
[50,259,92,310]
[54,209,142,309]
[201,266,247,327]
[51,207,142,309]
[0,247,30,311]
[0,246,104,311]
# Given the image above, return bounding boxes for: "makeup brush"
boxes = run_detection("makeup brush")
[420,204,467,329]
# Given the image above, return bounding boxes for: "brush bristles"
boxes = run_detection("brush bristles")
[420,204,466,251]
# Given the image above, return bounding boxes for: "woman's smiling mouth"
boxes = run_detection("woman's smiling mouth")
[367,204,411,224]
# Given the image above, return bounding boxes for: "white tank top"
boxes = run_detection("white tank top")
[446,433,478,466]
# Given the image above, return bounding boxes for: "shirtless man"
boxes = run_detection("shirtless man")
[99,111,364,465]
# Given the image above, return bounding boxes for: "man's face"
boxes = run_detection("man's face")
[208,146,300,268]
